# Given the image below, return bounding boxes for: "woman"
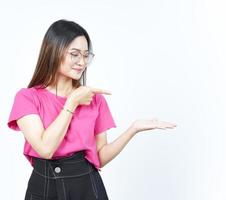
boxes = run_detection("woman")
[7,19,176,200]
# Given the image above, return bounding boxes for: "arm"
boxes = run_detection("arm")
[96,126,137,168]
[96,119,177,168]
[16,86,112,159]
[17,98,78,159]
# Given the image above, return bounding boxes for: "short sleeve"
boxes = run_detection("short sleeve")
[94,94,117,135]
[7,88,39,131]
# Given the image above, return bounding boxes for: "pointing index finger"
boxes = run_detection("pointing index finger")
[91,87,112,95]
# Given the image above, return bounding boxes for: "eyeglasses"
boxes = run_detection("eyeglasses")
[68,50,95,65]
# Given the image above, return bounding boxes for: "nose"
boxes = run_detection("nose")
[77,55,86,66]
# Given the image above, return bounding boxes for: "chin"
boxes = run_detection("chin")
[71,74,82,80]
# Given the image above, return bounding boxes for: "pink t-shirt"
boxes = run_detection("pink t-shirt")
[7,85,116,170]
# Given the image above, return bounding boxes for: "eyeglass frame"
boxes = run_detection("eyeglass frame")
[67,49,95,66]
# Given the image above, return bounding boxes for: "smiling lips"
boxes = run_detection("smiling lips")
[72,68,83,73]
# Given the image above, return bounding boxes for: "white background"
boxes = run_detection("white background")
[0,0,226,199]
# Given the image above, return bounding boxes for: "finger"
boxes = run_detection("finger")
[157,127,167,130]
[168,124,177,128]
[90,87,112,95]
[158,123,176,129]
[165,125,176,129]
[158,127,173,130]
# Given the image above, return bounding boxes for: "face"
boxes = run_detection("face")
[58,36,89,81]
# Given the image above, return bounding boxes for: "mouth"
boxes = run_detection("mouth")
[72,68,83,73]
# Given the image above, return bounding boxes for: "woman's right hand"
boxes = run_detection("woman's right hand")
[68,86,112,107]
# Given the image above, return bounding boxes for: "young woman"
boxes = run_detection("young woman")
[7,19,176,200]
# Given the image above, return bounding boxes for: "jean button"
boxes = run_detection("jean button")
[54,166,61,173]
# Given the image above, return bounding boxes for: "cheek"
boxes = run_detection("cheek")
[59,61,72,74]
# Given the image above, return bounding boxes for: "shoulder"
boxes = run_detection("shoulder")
[16,86,38,95]
[14,87,39,102]
[8,87,40,131]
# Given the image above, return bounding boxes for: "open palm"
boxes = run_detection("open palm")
[131,119,177,133]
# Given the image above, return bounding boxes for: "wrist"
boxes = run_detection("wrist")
[128,125,138,137]
[65,97,79,110]
[62,107,74,115]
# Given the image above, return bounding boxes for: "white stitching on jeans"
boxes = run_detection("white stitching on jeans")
[61,179,67,199]
[33,168,94,179]
[88,164,98,199]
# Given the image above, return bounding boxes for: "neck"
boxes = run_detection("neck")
[47,76,73,97]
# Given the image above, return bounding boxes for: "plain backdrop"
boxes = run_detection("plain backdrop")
[0,0,226,199]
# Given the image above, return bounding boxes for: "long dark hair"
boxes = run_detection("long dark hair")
[27,19,93,89]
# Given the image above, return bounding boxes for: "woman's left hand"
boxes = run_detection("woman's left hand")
[131,118,177,134]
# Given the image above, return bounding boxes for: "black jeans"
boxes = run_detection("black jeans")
[24,150,109,200]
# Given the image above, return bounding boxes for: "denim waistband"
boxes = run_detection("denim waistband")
[32,150,95,179]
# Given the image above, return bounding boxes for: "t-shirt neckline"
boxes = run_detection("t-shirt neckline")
[42,87,68,100]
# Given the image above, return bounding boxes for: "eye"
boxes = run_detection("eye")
[70,53,79,57]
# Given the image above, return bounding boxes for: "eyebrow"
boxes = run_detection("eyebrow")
[69,48,89,52]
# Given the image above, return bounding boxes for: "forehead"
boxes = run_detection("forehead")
[68,36,88,52]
